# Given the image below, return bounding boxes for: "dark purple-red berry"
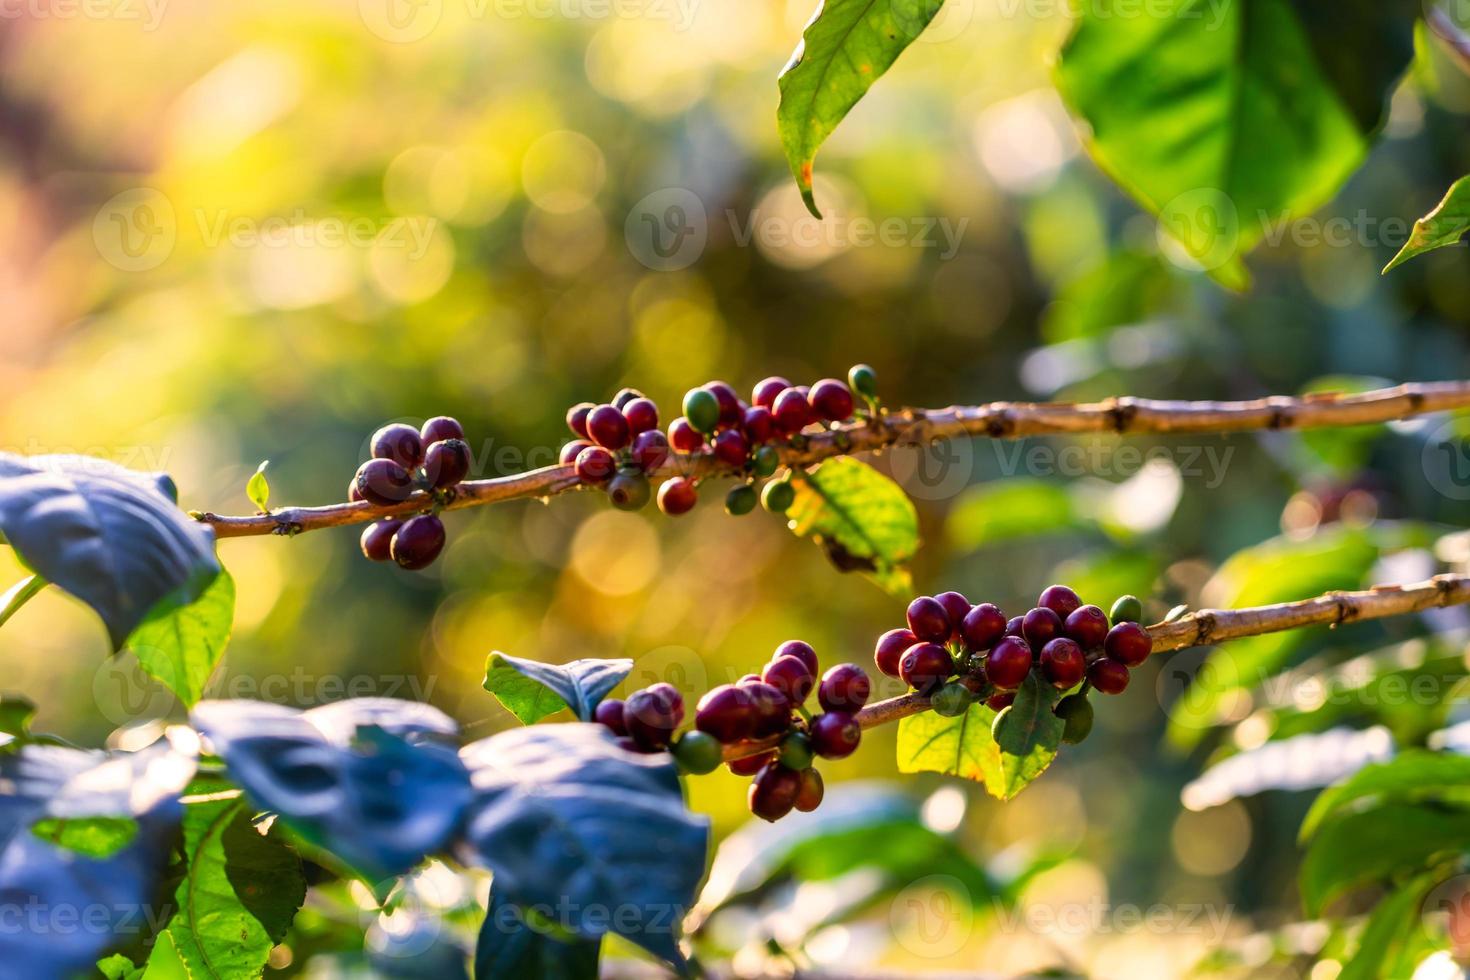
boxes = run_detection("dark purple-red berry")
[424,438,471,488]
[360,520,401,562]
[705,381,743,427]
[623,683,684,750]
[809,378,855,422]
[773,640,819,674]
[657,477,698,515]
[594,698,628,735]
[809,712,861,759]
[935,591,971,641]
[985,636,1033,690]
[986,691,1015,711]
[795,768,824,812]
[1065,605,1110,649]
[818,664,870,712]
[875,628,917,677]
[561,440,592,465]
[421,416,464,445]
[962,603,1007,651]
[390,514,446,570]
[668,418,704,453]
[762,656,815,705]
[742,681,792,738]
[355,458,415,505]
[728,750,775,776]
[695,684,755,743]
[906,596,951,643]
[348,479,364,502]
[622,397,659,435]
[1005,616,1024,637]
[712,428,749,468]
[1104,622,1152,667]
[586,404,631,450]
[631,429,670,472]
[743,406,775,444]
[1037,584,1082,618]
[772,387,812,435]
[371,423,425,470]
[1022,607,1063,650]
[575,445,616,485]
[1088,657,1130,694]
[611,388,643,410]
[752,376,791,410]
[566,403,595,439]
[899,642,953,693]
[749,762,802,822]
[1040,637,1085,690]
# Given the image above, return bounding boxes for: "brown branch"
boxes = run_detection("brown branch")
[196,381,1470,539]
[719,574,1470,762]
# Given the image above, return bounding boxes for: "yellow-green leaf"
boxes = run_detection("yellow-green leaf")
[786,458,919,596]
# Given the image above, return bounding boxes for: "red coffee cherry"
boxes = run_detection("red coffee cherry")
[560,440,592,465]
[728,750,775,776]
[772,387,812,434]
[1022,607,1063,650]
[752,376,791,410]
[795,768,824,812]
[421,416,465,445]
[986,691,1015,711]
[668,418,705,453]
[906,596,951,643]
[874,627,917,677]
[574,446,616,484]
[1037,584,1082,618]
[763,656,815,705]
[984,636,1033,690]
[1064,605,1110,649]
[1005,616,1024,637]
[742,681,792,738]
[390,514,446,570]
[809,711,861,759]
[631,430,670,472]
[809,378,855,422]
[742,406,775,444]
[622,397,659,435]
[424,438,471,488]
[1040,637,1085,690]
[586,404,631,450]
[1104,622,1153,667]
[961,603,1007,651]
[623,684,685,750]
[371,423,425,470]
[703,381,744,428]
[935,592,971,641]
[749,762,802,822]
[773,640,819,674]
[712,429,750,468]
[695,684,755,743]
[899,642,953,694]
[818,663,871,712]
[612,387,644,410]
[348,479,364,502]
[656,477,698,515]
[1088,657,1130,694]
[594,698,628,735]
[355,458,415,505]
[360,520,401,562]
[566,403,595,439]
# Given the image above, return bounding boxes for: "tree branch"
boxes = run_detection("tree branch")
[195,381,1470,539]
[720,573,1470,761]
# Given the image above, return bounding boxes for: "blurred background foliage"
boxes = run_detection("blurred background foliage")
[4,0,1470,975]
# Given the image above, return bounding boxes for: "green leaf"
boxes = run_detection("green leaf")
[992,674,1066,801]
[946,479,1083,552]
[97,954,145,980]
[164,796,306,980]
[1055,0,1416,289]
[0,694,37,739]
[476,891,601,980]
[1300,803,1469,915]
[0,574,46,632]
[786,458,919,595]
[482,652,633,725]
[1384,174,1470,272]
[1300,751,1470,842]
[777,0,946,217]
[1338,872,1439,980]
[1041,249,1178,343]
[896,702,1002,796]
[126,568,235,707]
[245,461,270,513]
[141,928,191,979]
[31,816,138,859]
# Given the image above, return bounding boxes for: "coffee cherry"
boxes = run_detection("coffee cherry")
[743,681,792,738]
[672,731,723,775]
[696,685,755,743]
[705,381,744,428]
[961,603,1007,651]
[1005,616,1024,637]
[668,417,705,453]
[1022,607,1063,649]
[1037,584,1082,618]
[1104,622,1152,667]
[934,591,971,641]
[906,596,951,643]
[594,698,628,735]
[566,403,595,439]
[777,732,814,770]
[773,640,819,674]
[763,656,815,704]
[728,750,775,777]
[421,416,465,445]
[742,406,775,445]
[1088,657,1130,694]
[809,712,861,759]
[623,683,684,750]
[749,763,802,822]
[985,636,1033,690]
[930,682,973,717]
[348,479,364,502]
[608,470,651,510]
[424,438,471,488]
[848,364,877,400]
[655,476,697,516]
[712,429,749,468]
[751,444,780,478]
[574,445,616,485]
[1040,638,1085,690]
[818,664,871,712]
[631,429,670,472]
[809,379,855,422]
[560,440,592,465]
[1110,594,1144,625]
[761,479,795,513]
[622,398,659,436]
[874,627,918,677]
[360,520,401,562]
[795,768,824,812]
[587,404,631,450]
[355,458,415,506]
[1056,695,1094,744]
[390,514,446,570]
[372,423,425,470]
[1065,605,1110,649]
[612,387,644,410]
[683,388,721,434]
[725,484,758,516]
[752,376,792,410]
[772,387,812,434]
[986,691,1015,711]
[899,642,953,693]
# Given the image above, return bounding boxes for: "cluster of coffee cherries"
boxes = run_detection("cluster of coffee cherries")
[352,416,472,571]
[593,641,872,823]
[875,586,1151,744]
[559,364,878,519]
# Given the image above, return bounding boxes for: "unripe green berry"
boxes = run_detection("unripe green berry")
[607,469,651,511]
[683,388,721,434]
[752,444,781,478]
[1056,694,1094,745]
[848,363,878,400]
[762,479,796,514]
[672,731,723,774]
[930,682,972,718]
[725,484,758,516]
[1110,594,1143,624]
[777,731,814,770]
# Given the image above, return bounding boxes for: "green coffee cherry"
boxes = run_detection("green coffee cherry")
[725,484,758,516]
[778,731,814,771]
[1056,695,1094,745]
[682,388,721,434]
[761,479,796,514]
[752,444,781,478]
[848,363,878,400]
[672,731,723,775]
[930,682,973,718]
[1110,595,1143,624]
[608,469,651,511]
